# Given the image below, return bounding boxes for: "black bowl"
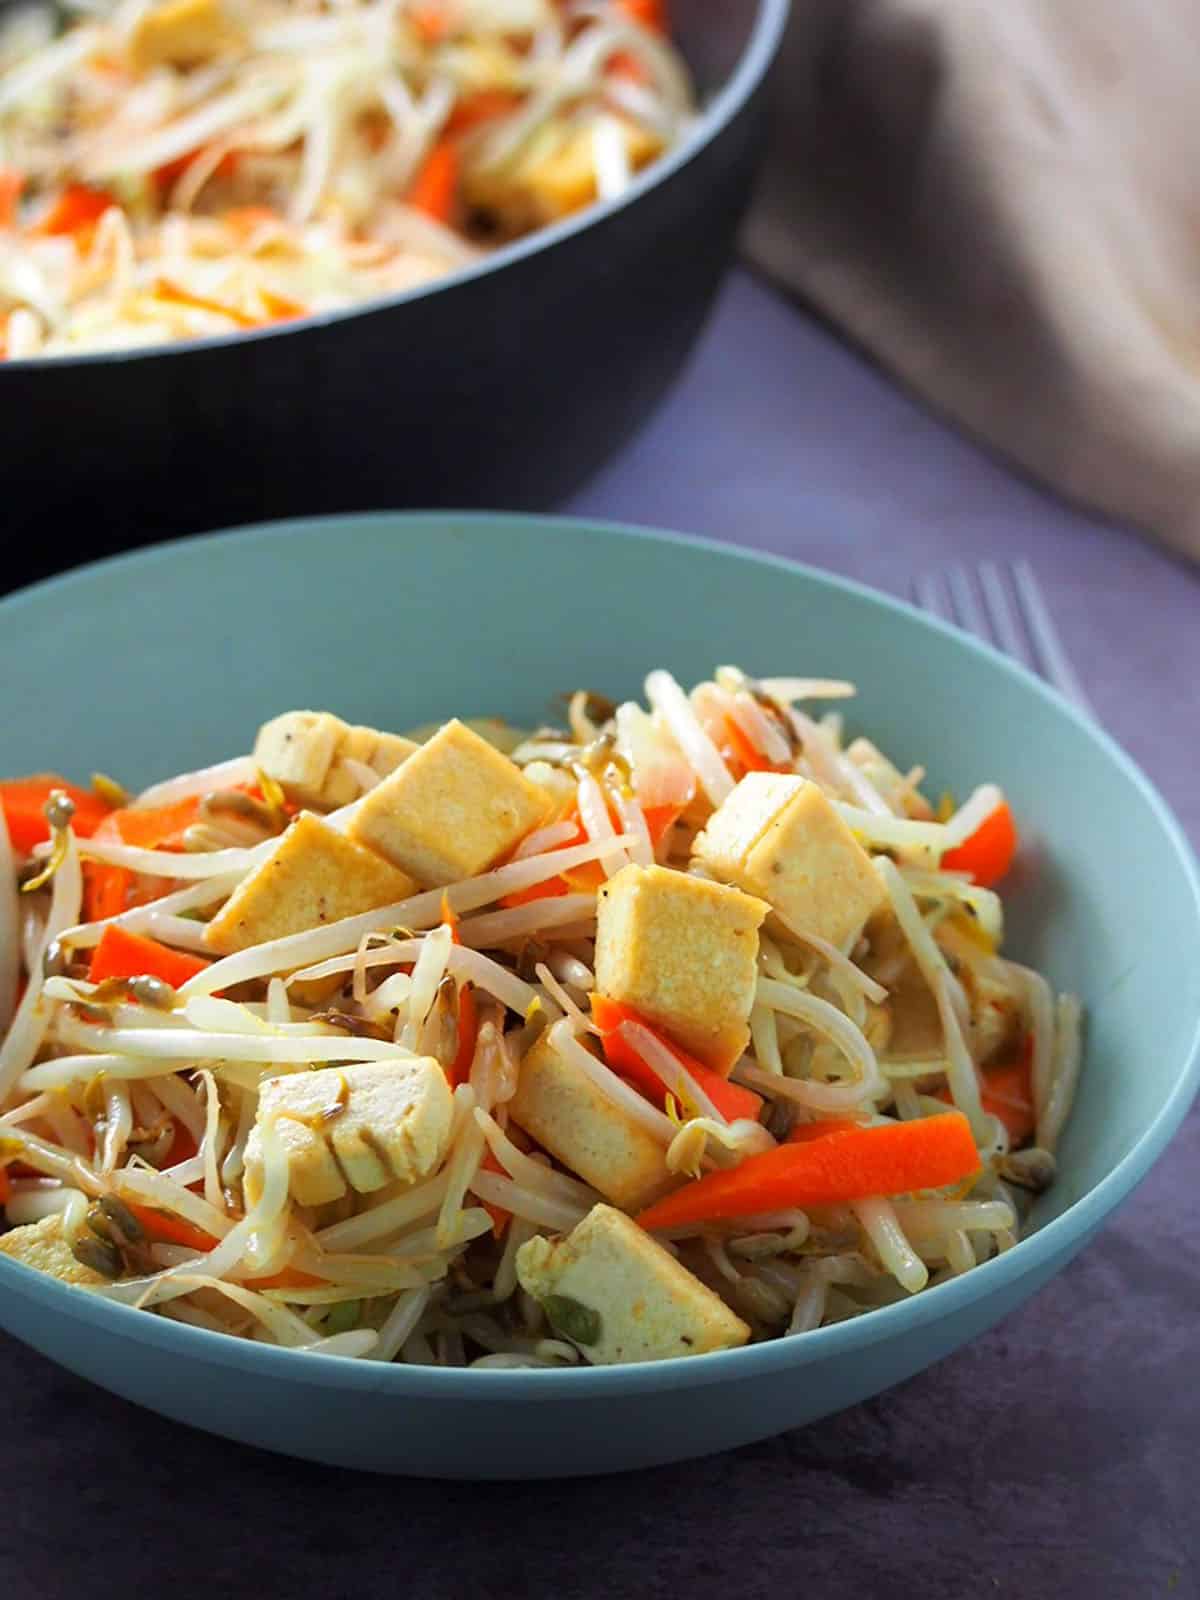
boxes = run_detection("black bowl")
[2,0,788,587]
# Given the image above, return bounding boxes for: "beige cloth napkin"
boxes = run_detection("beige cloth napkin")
[743,0,1200,560]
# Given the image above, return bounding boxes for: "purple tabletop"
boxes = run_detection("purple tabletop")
[3,271,1197,1600]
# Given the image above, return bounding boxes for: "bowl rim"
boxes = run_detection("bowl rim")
[0,0,791,376]
[2,509,1198,1401]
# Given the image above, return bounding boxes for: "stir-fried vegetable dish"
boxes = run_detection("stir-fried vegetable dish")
[0,0,693,357]
[0,668,1082,1367]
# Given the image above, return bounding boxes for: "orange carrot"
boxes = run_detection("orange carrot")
[82,862,134,922]
[107,794,201,850]
[122,1201,217,1253]
[0,775,114,853]
[0,168,22,229]
[153,149,238,193]
[242,1266,325,1290]
[478,1148,511,1238]
[786,1117,867,1143]
[223,205,283,236]
[152,277,262,329]
[164,1121,198,1169]
[617,0,666,29]
[30,184,114,236]
[410,2,451,43]
[407,139,458,223]
[941,800,1018,887]
[590,996,764,1122]
[448,981,478,1088]
[501,874,572,909]
[939,1035,1034,1144]
[446,89,520,135]
[723,717,781,775]
[636,1112,981,1229]
[501,795,679,911]
[88,925,210,988]
[641,803,682,849]
[499,817,584,908]
[606,49,649,82]
[258,287,306,322]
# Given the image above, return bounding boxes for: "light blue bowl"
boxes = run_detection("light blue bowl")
[2,513,1198,1478]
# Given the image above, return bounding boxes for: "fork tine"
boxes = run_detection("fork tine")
[1010,560,1095,716]
[977,562,1035,671]
[945,566,992,644]
[912,571,951,621]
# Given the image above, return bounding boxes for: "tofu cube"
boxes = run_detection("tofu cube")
[130,0,240,70]
[203,811,416,955]
[0,1213,107,1288]
[462,115,663,233]
[254,710,418,810]
[593,863,767,1072]
[402,717,526,757]
[693,773,885,949]
[243,1058,453,1207]
[509,1032,679,1212]
[516,1204,750,1365]
[348,718,550,887]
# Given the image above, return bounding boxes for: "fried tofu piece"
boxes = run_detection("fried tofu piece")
[243,1058,454,1207]
[348,718,550,887]
[516,1204,750,1365]
[129,0,241,70]
[509,1032,678,1212]
[593,864,767,1072]
[254,710,418,811]
[693,773,886,950]
[203,811,416,955]
[401,717,526,756]
[462,115,663,233]
[0,1213,106,1288]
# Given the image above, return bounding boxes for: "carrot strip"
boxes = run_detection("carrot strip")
[164,1122,198,1169]
[941,801,1018,887]
[448,981,478,1089]
[446,90,520,135]
[617,0,666,28]
[478,1147,511,1238]
[410,2,450,43]
[242,1266,325,1290]
[151,278,262,329]
[123,1201,217,1253]
[939,1034,1034,1143]
[0,775,114,853]
[590,995,763,1121]
[82,862,134,922]
[636,1112,981,1229]
[641,803,682,849]
[786,1117,866,1143]
[258,287,306,322]
[223,205,282,236]
[153,149,238,192]
[29,184,113,236]
[0,168,22,229]
[407,139,458,223]
[88,925,210,988]
[107,795,201,850]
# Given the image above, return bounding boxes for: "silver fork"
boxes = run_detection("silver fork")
[911,559,1095,720]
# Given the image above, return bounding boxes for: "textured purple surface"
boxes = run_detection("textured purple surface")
[2,271,1197,1599]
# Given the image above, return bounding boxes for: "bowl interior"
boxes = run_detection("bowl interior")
[5,512,1199,1253]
